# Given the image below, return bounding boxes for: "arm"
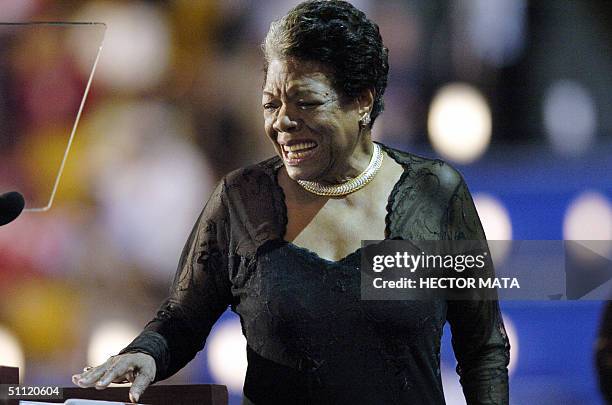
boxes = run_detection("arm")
[596,302,612,403]
[444,176,510,405]
[119,179,233,382]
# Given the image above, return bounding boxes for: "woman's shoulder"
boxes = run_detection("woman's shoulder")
[379,142,466,194]
[217,156,285,223]
[221,155,282,189]
[217,156,286,247]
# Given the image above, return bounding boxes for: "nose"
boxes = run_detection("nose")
[272,105,299,133]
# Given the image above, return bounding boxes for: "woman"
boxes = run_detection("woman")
[72,1,510,404]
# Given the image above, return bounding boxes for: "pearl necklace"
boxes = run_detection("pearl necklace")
[297,143,383,196]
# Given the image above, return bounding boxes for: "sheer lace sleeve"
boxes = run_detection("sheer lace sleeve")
[444,176,511,405]
[119,179,233,382]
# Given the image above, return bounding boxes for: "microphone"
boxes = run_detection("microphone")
[0,191,25,226]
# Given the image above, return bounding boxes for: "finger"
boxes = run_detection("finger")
[96,358,132,389]
[73,364,109,388]
[77,356,118,385]
[128,371,153,403]
[111,367,135,384]
[126,369,136,383]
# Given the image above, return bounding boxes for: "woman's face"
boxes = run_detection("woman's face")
[262,58,367,183]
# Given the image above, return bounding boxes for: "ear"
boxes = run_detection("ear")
[357,88,375,116]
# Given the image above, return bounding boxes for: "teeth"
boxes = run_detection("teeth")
[283,142,317,152]
[288,150,307,158]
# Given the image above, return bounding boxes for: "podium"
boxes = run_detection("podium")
[0,366,18,384]
[0,366,228,405]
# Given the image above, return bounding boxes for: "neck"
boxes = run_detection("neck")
[317,135,373,185]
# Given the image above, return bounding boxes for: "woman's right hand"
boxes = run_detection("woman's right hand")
[72,352,156,403]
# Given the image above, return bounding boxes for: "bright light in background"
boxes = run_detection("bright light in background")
[466,0,527,67]
[72,1,171,92]
[0,326,25,382]
[428,83,492,164]
[86,100,213,280]
[207,320,247,394]
[504,313,519,375]
[87,320,139,367]
[563,191,612,258]
[543,80,597,157]
[441,363,464,405]
[473,193,513,240]
[473,193,513,264]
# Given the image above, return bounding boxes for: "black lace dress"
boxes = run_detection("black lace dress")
[120,143,510,404]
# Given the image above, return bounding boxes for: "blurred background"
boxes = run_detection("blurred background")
[0,0,610,404]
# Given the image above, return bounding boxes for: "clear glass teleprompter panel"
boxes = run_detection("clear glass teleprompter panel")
[0,22,105,211]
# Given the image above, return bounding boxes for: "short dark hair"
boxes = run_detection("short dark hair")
[263,0,389,126]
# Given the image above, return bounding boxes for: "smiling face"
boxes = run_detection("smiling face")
[262,58,371,184]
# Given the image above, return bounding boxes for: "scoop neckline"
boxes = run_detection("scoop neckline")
[268,141,410,263]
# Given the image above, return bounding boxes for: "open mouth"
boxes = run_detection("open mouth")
[282,141,318,164]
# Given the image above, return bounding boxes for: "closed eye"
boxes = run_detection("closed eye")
[297,101,322,110]
[263,103,279,111]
